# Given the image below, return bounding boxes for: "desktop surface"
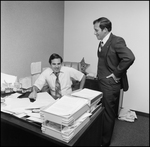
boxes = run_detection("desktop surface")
[1,106,104,146]
[1,78,103,146]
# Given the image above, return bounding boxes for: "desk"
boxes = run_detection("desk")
[1,107,104,146]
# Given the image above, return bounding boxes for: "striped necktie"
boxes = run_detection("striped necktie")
[98,41,103,52]
[54,72,62,99]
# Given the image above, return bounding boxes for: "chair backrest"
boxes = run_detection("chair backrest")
[62,61,81,71]
[62,61,81,91]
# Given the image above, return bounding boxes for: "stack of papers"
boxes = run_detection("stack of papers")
[1,92,56,122]
[71,88,103,106]
[1,72,17,92]
[1,73,17,86]
[41,95,89,126]
[41,95,90,142]
[41,112,91,143]
[118,108,137,122]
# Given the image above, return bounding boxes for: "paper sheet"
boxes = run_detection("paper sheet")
[25,92,56,109]
[31,61,41,75]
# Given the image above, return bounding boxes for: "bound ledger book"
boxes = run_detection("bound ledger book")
[71,88,103,106]
[40,95,91,143]
[41,112,91,143]
[71,88,103,114]
[40,95,90,126]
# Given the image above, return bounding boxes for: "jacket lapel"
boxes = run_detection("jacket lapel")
[105,33,113,56]
[104,33,114,72]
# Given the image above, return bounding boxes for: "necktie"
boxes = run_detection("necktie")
[54,72,62,99]
[98,41,103,52]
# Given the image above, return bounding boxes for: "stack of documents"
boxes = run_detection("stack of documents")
[41,95,90,142]
[1,92,56,122]
[118,108,137,122]
[41,113,91,143]
[1,72,17,92]
[71,88,103,112]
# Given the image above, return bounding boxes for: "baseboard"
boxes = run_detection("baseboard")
[134,110,149,118]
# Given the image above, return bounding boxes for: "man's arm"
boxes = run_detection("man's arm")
[113,37,135,78]
[28,85,40,101]
[29,69,48,100]
[79,75,86,89]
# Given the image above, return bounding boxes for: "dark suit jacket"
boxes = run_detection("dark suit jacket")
[98,33,135,91]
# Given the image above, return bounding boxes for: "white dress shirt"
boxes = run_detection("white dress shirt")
[34,66,84,97]
[101,32,111,46]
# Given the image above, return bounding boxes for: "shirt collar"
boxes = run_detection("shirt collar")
[101,32,111,45]
[50,66,64,75]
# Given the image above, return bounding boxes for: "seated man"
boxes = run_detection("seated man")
[28,53,86,100]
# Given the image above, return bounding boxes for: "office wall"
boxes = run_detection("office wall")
[1,1,64,78]
[64,2,149,113]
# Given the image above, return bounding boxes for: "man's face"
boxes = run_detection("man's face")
[50,58,62,73]
[94,22,105,40]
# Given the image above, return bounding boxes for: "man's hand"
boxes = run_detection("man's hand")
[106,73,120,83]
[28,91,37,102]
[28,86,39,101]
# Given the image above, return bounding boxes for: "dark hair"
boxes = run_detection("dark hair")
[49,53,63,64]
[93,17,112,32]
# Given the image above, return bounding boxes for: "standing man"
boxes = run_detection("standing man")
[29,53,86,100]
[93,17,135,146]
